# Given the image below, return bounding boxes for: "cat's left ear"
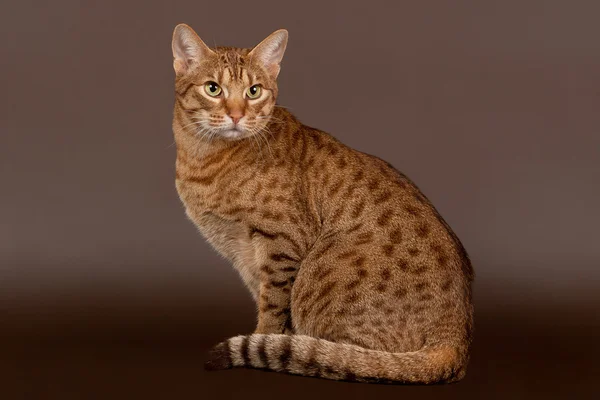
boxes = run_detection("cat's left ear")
[248,29,288,79]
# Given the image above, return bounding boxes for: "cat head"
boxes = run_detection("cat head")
[171,24,288,140]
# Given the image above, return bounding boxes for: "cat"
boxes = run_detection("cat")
[171,23,474,384]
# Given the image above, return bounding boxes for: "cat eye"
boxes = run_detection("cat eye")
[246,85,262,99]
[204,81,222,97]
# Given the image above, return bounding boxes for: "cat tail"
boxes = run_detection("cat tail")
[204,334,467,384]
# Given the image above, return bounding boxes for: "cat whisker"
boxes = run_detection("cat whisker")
[251,125,275,160]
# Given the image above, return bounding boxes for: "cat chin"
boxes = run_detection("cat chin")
[219,129,249,140]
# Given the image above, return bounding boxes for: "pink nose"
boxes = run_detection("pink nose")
[229,110,243,124]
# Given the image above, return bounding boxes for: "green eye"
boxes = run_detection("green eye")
[246,85,262,99]
[204,82,222,97]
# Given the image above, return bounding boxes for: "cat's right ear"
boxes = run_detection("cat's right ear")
[171,24,214,76]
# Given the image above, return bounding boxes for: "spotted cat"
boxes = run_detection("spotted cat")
[171,23,474,384]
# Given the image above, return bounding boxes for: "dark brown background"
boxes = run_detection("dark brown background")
[2,0,599,398]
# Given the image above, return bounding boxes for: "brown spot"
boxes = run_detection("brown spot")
[416,222,430,238]
[367,179,380,190]
[270,253,299,262]
[437,254,449,267]
[346,280,361,290]
[267,175,280,186]
[354,232,373,245]
[184,174,216,186]
[315,281,336,302]
[380,267,392,280]
[326,143,339,156]
[260,265,275,275]
[353,170,364,182]
[397,258,409,271]
[352,257,366,267]
[375,191,393,204]
[336,157,348,169]
[261,303,278,312]
[377,211,392,226]
[351,200,366,218]
[393,288,407,299]
[430,243,444,254]
[389,228,402,244]
[328,180,344,197]
[346,223,363,233]
[375,283,387,293]
[382,244,394,256]
[273,307,290,317]
[357,268,368,279]
[441,279,453,291]
[414,282,429,292]
[315,268,333,280]
[384,307,395,315]
[315,299,332,315]
[249,226,278,240]
[298,289,313,305]
[280,266,297,272]
[412,264,428,275]
[270,279,288,288]
[408,248,420,257]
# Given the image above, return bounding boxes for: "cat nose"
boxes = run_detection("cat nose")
[229,110,244,124]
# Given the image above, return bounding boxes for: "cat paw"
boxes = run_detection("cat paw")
[204,341,232,371]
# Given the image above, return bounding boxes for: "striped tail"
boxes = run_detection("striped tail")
[204,334,467,384]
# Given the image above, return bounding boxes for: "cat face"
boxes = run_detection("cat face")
[172,24,288,140]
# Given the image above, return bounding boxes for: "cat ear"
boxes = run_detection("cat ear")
[248,29,288,79]
[171,24,213,76]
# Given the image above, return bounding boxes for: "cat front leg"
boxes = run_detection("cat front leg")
[252,234,300,335]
